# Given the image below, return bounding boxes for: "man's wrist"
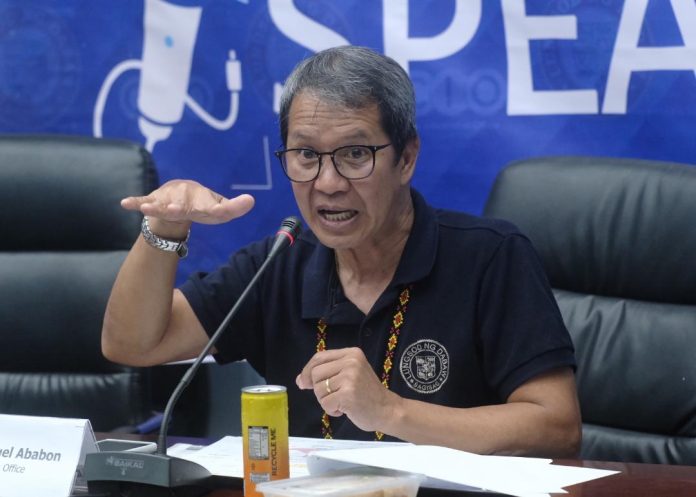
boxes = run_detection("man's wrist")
[145,216,192,239]
[380,390,406,437]
[141,216,190,258]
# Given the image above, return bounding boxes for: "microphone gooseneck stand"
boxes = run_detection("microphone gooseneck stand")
[83,217,302,497]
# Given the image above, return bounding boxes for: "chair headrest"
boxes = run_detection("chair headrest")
[0,135,159,251]
[484,156,696,305]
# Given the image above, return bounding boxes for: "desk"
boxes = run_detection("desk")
[548,458,696,496]
[94,434,696,497]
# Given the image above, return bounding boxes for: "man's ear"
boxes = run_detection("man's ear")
[399,137,420,185]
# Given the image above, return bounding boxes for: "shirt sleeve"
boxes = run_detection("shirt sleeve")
[476,233,576,400]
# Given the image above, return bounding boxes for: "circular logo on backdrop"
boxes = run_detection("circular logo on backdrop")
[399,339,450,394]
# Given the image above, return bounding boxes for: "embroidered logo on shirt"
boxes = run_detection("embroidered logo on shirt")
[399,339,449,394]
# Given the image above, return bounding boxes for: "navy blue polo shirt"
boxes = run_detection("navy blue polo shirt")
[180,189,575,440]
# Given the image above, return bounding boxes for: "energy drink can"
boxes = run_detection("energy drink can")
[241,385,289,497]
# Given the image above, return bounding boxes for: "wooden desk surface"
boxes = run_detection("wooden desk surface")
[550,458,696,497]
[96,434,696,497]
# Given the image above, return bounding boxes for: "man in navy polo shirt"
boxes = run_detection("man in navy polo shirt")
[103,46,581,457]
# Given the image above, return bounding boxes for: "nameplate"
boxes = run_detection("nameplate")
[0,414,97,497]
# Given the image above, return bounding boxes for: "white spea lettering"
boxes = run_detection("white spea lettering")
[502,0,696,115]
[15,447,61,462]
[272,0,696,116]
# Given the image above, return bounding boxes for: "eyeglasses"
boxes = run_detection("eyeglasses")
[275,144,392,183]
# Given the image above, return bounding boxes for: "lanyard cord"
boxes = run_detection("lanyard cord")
[316,285,412,440]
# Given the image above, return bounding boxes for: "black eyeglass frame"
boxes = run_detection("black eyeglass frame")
[274,143,392,183]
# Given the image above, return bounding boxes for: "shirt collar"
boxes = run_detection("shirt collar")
[301,188,438,319]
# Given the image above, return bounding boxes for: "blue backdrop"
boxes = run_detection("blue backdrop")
[1,0,695,282]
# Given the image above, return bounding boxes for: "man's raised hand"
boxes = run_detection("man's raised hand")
[121,179,255,233]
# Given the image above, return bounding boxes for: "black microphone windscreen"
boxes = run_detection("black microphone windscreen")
[269,216,302,257]
[278,216,302,239]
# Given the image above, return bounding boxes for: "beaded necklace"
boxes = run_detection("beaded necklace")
[316,285,412,440]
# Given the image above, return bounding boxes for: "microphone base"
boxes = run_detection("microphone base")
[84,451,212,497]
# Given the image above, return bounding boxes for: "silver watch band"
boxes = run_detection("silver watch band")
[141,216,190,258]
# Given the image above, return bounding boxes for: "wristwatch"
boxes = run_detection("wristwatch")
[141,216,189,258]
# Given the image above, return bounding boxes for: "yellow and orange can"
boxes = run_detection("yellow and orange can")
[241,385,289,497]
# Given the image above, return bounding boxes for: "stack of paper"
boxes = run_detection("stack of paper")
[307,444,618,497]
[168,436,618,497]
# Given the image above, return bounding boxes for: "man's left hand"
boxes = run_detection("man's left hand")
[296,347,400,433]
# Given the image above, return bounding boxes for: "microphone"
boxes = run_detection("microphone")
[84,216,302,496]
[269,215,301,257]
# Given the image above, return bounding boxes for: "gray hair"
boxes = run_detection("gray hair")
[279,46,417,155]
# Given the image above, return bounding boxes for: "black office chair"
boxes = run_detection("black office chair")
[0,134,159,432]
[483,156,696,465]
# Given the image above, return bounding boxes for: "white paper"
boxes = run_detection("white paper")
[307,445,619,497]
[168,436,619,497]
[0,414,97,497]
[168,436,407,478]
